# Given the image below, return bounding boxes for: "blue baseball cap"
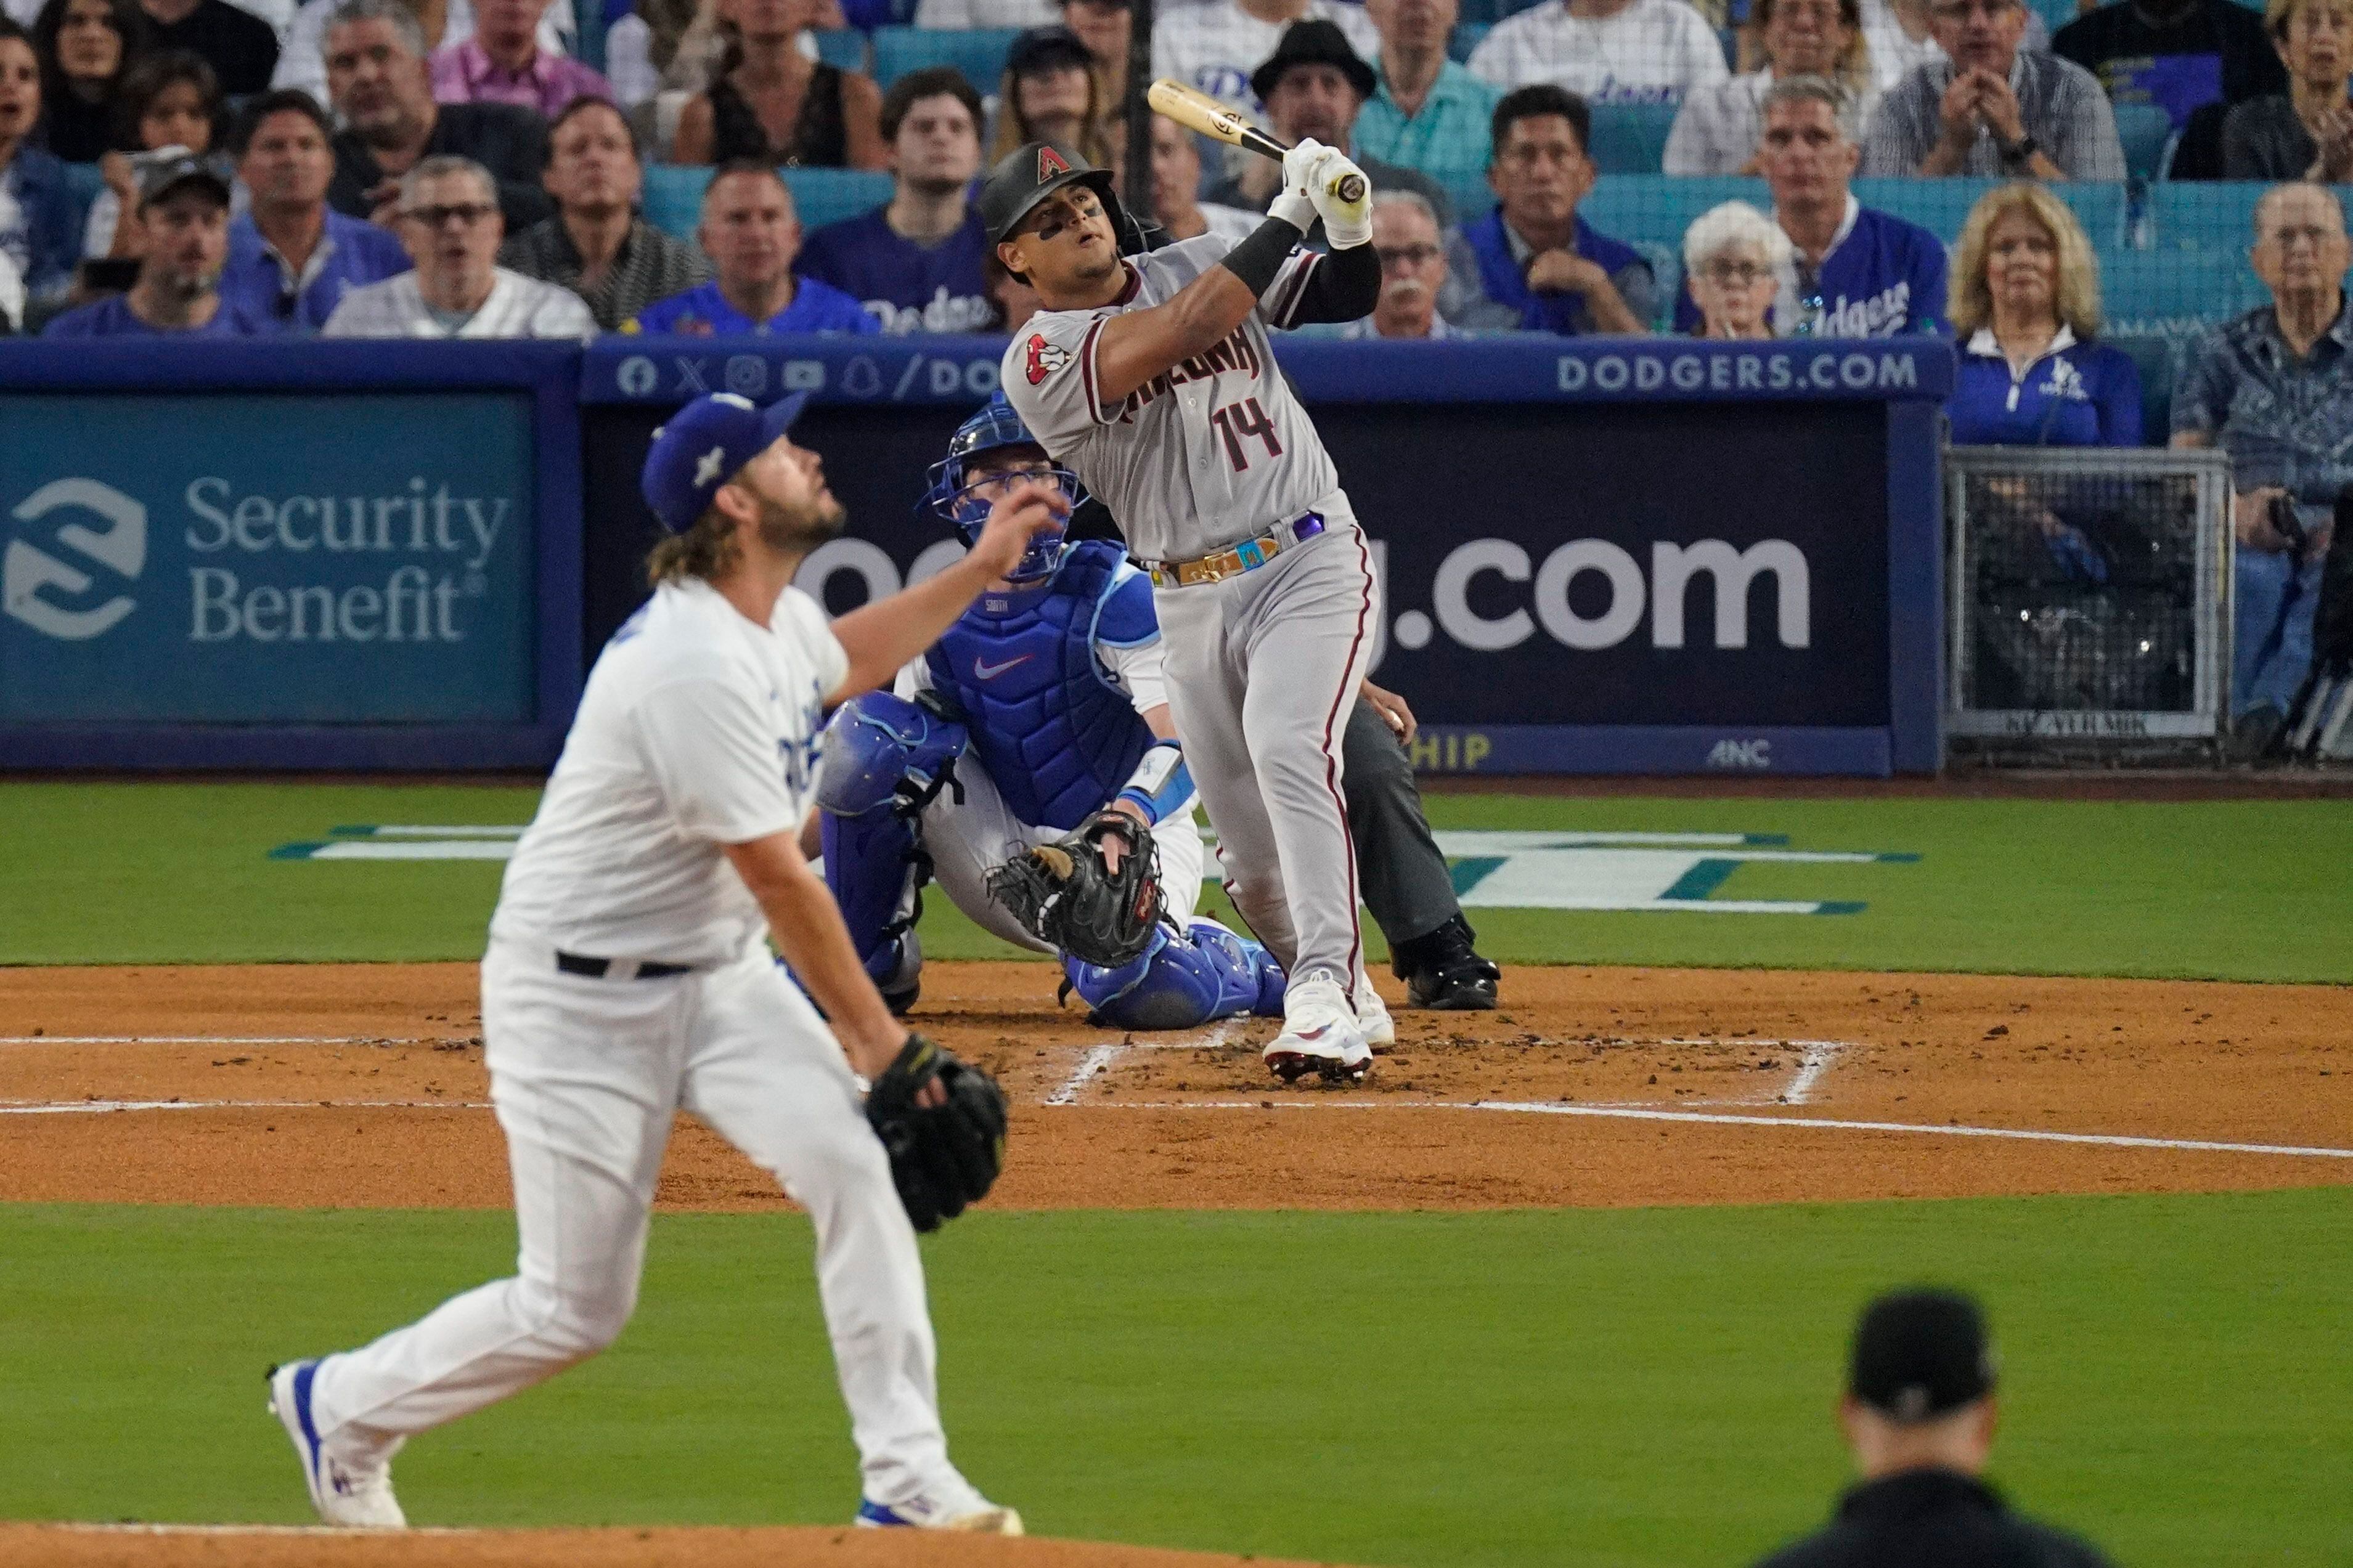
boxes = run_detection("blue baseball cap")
[640,391,811,535]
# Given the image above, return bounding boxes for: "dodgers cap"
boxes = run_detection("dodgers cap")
[640,391,810,535]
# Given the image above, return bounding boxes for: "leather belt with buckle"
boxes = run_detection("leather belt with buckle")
[556,951,696,981]
[1146,513,1326,588]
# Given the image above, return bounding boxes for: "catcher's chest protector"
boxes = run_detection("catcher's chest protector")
[926,542,1154,832]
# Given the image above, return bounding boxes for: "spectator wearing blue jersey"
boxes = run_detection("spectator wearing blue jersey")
[1447,83,1654,335]
[44,152,262,333]
[220,89,412,332]
[1947,181,2140,446]
[1672,78,1945,336]
[627,158,873,334]
[2174,181,2353,751]
[794,65,994,334]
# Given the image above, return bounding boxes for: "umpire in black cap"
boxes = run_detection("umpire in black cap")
[1750,1289,2117,1568]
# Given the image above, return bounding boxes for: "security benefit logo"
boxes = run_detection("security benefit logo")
[4,479,147,640]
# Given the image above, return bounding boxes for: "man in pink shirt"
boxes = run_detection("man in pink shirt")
[430,0,611,119]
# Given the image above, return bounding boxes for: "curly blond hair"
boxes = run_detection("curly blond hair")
[1947,182,2103,340]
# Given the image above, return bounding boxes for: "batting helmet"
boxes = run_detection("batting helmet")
[978,140,1151,258]
[919,394,1082,584]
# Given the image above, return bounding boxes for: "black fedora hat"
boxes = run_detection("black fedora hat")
[1250,18,1377,106]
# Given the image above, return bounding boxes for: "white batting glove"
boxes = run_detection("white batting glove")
[1269,137,1328,233]
[1308,148,1372,249]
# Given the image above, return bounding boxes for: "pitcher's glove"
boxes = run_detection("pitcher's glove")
[985,811,1163,969]
[865,1033,1006,1233]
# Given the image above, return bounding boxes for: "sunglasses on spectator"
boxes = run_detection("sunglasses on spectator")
[1376,243,1440,268]
[404,202,496,229]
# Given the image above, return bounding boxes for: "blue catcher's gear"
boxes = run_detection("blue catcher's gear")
[926,541,1157,831]
[1064,918,1288,1031]
[816,691,971,819]
[920,396,1082,585]
[817,693,972,1017]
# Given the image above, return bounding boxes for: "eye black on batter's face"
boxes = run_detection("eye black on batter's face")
[1009,186,1117,286]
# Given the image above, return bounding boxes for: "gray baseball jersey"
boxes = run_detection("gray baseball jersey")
[999,235,1340,564]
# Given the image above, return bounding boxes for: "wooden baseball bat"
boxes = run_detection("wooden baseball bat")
[1146,77,1367,205]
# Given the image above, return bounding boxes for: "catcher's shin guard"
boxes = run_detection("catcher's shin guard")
[820,805,927,1011]
[1063,919,1286,1030]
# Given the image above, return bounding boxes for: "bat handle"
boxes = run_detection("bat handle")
[1332,172,1366,204]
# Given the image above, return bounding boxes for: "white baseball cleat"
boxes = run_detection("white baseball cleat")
[857,1474,1024,1534]
[267,1360,405,1529]
[1264,970,1372,1083]
[1353,975,1395,1050]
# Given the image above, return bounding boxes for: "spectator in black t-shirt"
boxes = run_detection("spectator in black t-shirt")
[319,0,550,234]
[1749,1290,2119,1568]
[134,0,272,94]
[2053,0,2283,135]
[2224,0,2353,179]
[30,0,145,163]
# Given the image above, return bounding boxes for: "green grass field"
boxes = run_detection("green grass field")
[4,779,2349,1565]
[5,1193,2349,1567]
[4,782,2351,981]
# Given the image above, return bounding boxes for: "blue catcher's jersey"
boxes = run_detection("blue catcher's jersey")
[924,541,1157,831]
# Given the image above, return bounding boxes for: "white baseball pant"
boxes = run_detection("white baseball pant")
[300,939,958,1507]
[1150,502,1378,985]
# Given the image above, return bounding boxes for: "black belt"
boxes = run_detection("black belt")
[555,951,696,980]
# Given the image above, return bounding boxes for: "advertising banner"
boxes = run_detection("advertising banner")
[1,391,536,725]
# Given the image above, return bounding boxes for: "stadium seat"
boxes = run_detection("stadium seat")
[811,27,868,72]
[1586,103,1680,175]
[2031,0,2079,41]
[2147,179,2271,250]
[1448,22,1488,62]
[2105,330,2180,443]
[639,166,894,240]
[2097,246,2265,333]
[870,25,1019,90]
[60,160,105,243]
[1852,176,2126,249]
[2111,102,2173,183]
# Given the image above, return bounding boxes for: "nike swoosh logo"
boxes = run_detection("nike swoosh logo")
[973,654,1032,679]
[1297,1025,1331,1041]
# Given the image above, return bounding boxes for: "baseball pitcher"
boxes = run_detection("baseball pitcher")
[265,392,1061,1535]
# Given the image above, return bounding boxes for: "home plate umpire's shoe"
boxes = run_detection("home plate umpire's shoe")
[857,1475,1024,1534]
[1395,915,1501,1011]
[1264,970,1372,1083]
[267,1360,405,1528]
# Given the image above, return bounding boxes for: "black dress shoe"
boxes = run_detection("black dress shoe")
[2231,704,2286,764]
[1392,914,1501,1010]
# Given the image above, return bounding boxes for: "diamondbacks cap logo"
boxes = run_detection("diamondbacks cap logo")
[1025,333,1070,385]
[1037,145,1070,180]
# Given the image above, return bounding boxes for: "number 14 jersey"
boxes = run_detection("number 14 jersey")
[998,235,1341,565]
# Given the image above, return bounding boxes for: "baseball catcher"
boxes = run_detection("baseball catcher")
[817,398,1289,1033]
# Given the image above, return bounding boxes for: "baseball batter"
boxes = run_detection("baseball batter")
[985,136,1386,1081]
[264,392,1061,1534]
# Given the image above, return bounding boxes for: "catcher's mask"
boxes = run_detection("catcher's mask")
[979,140,1157,283]
[920,396,1083,584]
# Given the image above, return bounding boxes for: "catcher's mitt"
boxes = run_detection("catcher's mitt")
[865,1033,1007,1233]
[985,810,1163,969]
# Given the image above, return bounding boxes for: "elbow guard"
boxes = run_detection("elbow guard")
[1114,740,1193,826]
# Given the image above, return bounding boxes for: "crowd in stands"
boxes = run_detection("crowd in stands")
[0,0,2342,746]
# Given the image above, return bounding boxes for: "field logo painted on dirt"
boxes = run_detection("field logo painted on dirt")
[273,826,1915,916]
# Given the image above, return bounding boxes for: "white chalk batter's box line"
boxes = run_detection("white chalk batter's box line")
[1045,1034,1846,1110]
[6,1094,2343,1163]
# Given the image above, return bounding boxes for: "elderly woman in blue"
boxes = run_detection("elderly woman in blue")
[1947,182,2142,448]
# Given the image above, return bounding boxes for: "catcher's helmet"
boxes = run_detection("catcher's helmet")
[919,394,1082,584]
[978,140,1151,261]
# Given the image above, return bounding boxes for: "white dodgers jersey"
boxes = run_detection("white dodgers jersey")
[1000,235,1342,564]
[490,579,847,965]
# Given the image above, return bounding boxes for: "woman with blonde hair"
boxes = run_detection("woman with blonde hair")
[669,0,883,166]
[1682,200,1792,338]
[1947,181,2140,447]
[2225,0,2353,178]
